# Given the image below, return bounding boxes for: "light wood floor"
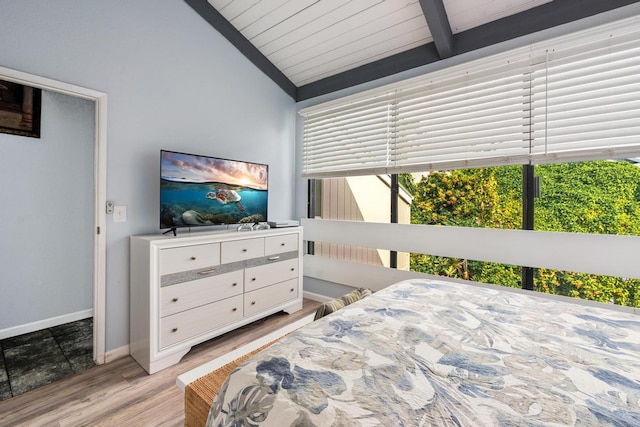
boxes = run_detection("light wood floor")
[0,299,319,427]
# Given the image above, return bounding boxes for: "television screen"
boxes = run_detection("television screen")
[160,150,268,230]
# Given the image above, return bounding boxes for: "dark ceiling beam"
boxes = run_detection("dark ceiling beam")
[297,44,441,101]
[452,0,640,56]
[419,0,453,59]
[184,0,297,100]
[298,0,640,101]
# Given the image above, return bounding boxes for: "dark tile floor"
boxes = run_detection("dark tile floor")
[0,318,95,401]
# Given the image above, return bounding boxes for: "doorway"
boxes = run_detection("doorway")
[0,66,107,367]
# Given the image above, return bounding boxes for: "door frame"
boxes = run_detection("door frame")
[0,65,107,364]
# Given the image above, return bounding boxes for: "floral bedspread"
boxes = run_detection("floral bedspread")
[207,278,640,426]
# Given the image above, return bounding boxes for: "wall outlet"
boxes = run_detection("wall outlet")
[114,206,127,223]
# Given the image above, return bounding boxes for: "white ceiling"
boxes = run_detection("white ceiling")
[187,0,638,100]
[208,0,552,86]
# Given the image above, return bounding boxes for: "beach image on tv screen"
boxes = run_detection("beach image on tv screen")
[160,151,268,228]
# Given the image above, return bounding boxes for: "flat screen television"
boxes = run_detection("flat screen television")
[160,150,268,231]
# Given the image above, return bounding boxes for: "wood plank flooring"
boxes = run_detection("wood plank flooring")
[0,299,319,427]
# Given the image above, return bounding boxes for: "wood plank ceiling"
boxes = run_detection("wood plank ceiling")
[185,0,640,101]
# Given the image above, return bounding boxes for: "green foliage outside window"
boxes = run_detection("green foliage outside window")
[535,161,640,235]
[407,161,640,307]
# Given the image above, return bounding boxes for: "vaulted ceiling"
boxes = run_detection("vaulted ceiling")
[185,0,640,101]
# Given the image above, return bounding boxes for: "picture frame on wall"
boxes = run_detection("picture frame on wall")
[0,79,42,138]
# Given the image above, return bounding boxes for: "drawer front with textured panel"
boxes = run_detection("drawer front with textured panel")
[221,238,264,264]
[159,294,243,349]
[244,278,298,317]
[159,243,220,275]
[160,270,243,317]
[265,233,298,256]
[244,258,298,292]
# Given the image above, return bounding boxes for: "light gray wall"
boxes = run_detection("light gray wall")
[0,91,95,329]
[0,0,296,351]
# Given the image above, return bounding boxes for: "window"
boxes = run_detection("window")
[301,16,640,308]
[311,175,394,268]
[407,167,523,287]
[532,160,640,305]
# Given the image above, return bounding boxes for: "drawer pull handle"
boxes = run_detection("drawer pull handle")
[171,328,178,333]
[190,256,197,260]
[232,282,238,287]
[251,278,256,281]
[280,243,285,246]
[268,256,280,261]
[232,307,237,312]
[290,268,295,271]
[290,288,295,292]
[242,249,247,252]
[251,301,256,305]
[172,297,178,302]
[198,269,216,275]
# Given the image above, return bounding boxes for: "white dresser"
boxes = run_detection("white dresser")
[129,227,303,374]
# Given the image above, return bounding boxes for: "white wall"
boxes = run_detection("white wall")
[0,0,297,351]
[0,91,94,331]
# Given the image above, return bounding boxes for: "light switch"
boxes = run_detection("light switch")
[114,205,127,223]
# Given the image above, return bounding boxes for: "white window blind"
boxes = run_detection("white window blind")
[530,23,640,164]
[301,92,396,175]
[393,54,533,172]
[300,16,640,178]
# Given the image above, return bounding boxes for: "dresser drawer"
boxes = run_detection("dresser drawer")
[159,243,220,275]
[221,238,264,264]
[244,278,298,317]
[244,258,298,292]
[159,295,243,349]
[160,270,243,317]
[265,233,299,256]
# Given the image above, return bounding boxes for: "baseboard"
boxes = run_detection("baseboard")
[0,309,93,340]
[105,344,130,363]
[303,290,333,303]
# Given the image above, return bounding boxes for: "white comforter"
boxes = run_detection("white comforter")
[208,278,640,426]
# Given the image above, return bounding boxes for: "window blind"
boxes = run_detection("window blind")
[300,16,640,178]
[530,23,640,164]
[393,54,533,172]
[301,92,396,175]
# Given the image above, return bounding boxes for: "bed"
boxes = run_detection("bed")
[204,278,640,426]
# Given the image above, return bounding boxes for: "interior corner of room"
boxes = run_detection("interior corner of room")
[2,0,640,423]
